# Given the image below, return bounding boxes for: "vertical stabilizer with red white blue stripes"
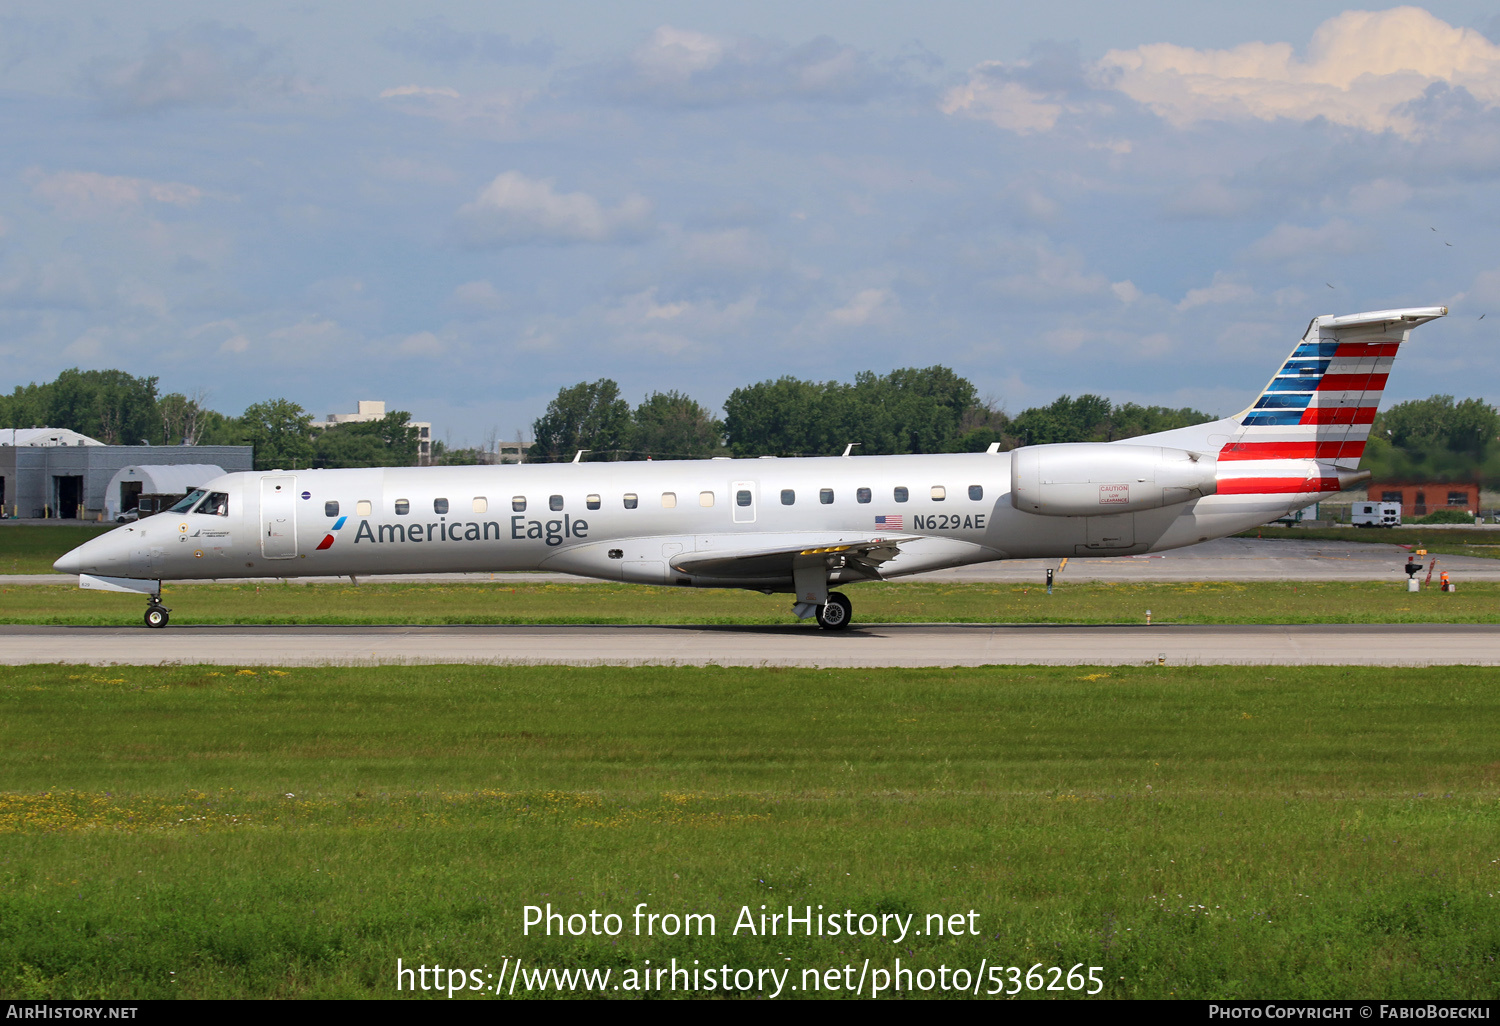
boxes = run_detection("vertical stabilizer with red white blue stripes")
[1214,306,1446,496]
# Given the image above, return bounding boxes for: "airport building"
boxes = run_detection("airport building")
[0,429,252,520]
[1369,481,1481,516]
[311,400,433,465]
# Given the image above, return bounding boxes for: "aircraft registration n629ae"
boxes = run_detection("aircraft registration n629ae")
[54,306,1446,630]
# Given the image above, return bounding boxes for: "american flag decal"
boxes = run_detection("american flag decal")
[875,514,903,529]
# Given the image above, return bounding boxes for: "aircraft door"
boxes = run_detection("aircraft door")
[261,476,299,559]
[731,480,757,524]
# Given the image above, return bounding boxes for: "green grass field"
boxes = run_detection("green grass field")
[1,663,1497,999]
[0,524,112,574]
[2,578,1496,626]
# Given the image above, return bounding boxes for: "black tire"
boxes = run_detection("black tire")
[144,605,169,629]
[817,592,853,631]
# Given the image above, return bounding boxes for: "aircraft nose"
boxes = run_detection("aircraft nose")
[53,528,135,576]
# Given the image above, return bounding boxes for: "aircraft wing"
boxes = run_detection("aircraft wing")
[669,535,917,581]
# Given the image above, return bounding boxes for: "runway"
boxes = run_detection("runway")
[2,622,1495,667]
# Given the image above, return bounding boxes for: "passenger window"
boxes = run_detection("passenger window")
[472,497,487,514]
[700,491,714,507]
[781,489,795,505]
[587,494,601,510]
[931,486,946,501]
[624,493,639,509]
[434,498,449,514]
[512,496,526,512]
[356,500,372,516]
[395,499,410,515]
[894,487,908,503]
[325,501,339,518]
[736,490,752,507]
[857,487,871,504]
[819,488,834,504]
[550,495,564,511]
[662,492,677,508]
[969,485,983,501]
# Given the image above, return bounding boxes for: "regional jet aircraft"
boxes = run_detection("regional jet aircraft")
[54,306,1446,629]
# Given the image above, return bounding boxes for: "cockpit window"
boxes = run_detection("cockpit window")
[167,489,206,514]
[198,492,229,517]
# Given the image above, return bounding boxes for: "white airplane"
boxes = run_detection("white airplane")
[54,305,1446,630]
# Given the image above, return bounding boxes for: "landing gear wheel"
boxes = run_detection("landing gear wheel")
[817,592,853,631]
[144,605,169,629]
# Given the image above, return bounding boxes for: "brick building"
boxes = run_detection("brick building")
[1368,482,1480,516]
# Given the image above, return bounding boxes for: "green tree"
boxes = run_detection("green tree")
[44,368,160,443]
[530,380,633,462]
[630,391,726,458]
[1010,394,1113,445]
[157,391,209,445]
[313,411,420,468]
[240,399,314,471]
[1364,395,1500,482]
[1105,403,1215,440]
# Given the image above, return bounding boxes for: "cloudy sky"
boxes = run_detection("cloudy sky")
[4,2,1500,446]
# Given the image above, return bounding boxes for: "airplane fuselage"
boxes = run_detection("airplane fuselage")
[63,451,1322,589]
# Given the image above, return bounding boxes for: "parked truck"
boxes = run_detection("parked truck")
[1352,501,1401,527]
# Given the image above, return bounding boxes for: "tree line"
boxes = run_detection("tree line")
[9,367,1495,481]
[1363,395,1500,484]
[0,369,419,472]
[527,367,1218,461]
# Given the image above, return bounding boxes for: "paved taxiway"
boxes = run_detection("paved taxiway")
[1,623,1495,668]
[9,537,1500,585]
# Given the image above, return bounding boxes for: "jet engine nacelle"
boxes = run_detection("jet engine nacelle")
[1010,443,1218,516]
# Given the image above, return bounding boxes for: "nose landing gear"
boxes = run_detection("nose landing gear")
[144,599,170,629]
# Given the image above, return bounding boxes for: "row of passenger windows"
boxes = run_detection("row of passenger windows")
[323,484,985,518]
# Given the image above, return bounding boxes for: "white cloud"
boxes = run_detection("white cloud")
[455,171,653,246]
[1246,219,1366,264]
[398,330,444,355]
[580,25,892,107]
[379,84,460,99]
[86,23,291,115]
[1177,273,1255,311]
[827,287,897,327]
[1111,280,1141,303]
[29,169,202,218]
[941,73,1066,133]
[990,243,1112,300]
[1099,7,1500,136]
[450,280,507,314]
[607,287,758,333]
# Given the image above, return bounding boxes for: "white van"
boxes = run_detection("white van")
[1351,501,1401,527]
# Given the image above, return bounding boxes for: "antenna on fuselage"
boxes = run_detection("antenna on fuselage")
[572,450,589,463]
[842,443,860,457]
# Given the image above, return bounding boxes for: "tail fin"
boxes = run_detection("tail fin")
[1220,306,1447,468]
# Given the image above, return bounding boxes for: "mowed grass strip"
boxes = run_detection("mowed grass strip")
[1,663,1498,999]
[2,579,1498,625]
[0,525,112,574]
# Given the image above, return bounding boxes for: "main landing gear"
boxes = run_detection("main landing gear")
[144,600,170,629]
[815,591,853,631]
